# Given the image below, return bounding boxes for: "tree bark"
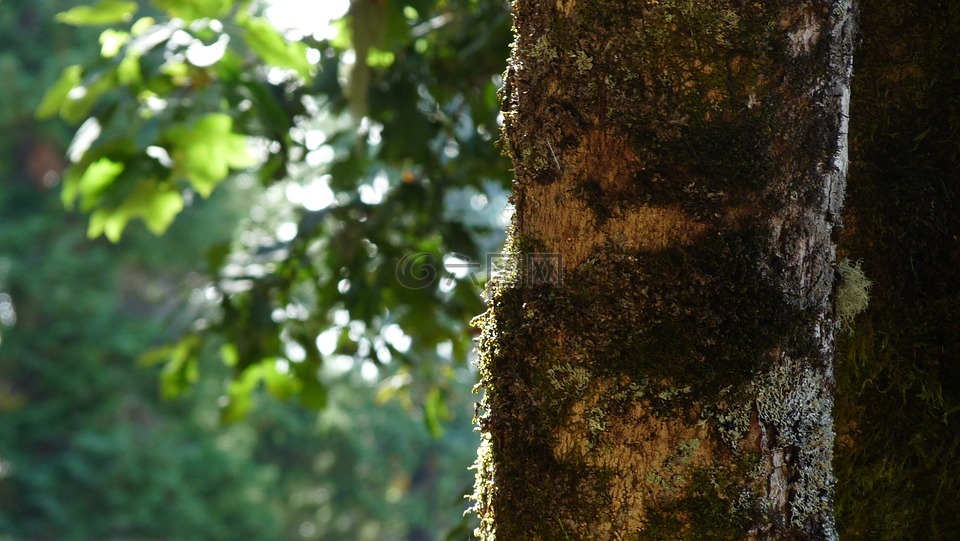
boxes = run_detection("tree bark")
[472,1,854,539]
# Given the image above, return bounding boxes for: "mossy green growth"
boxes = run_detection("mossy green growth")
[639,464,767,541]
[471,223,825,538]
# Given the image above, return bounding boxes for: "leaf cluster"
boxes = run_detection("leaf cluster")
[37,0,514,421]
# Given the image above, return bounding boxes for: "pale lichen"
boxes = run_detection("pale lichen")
[836,258,871,327]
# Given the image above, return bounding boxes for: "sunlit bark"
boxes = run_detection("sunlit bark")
[473,1,854,539]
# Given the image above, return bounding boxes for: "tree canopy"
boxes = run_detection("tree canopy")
[1,1,486,538]
[35,0,513,419]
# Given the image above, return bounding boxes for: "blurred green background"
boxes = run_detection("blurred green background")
[0,0,512,539]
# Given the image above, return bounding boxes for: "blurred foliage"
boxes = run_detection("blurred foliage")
[0,174,280,539]
[33,0,513,418]
[1,0,482,538]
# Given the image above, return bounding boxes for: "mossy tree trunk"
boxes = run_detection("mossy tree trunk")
[834,1,960,539]
[472,1,854,539]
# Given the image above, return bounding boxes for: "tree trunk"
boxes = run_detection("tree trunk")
[472,1,854,539]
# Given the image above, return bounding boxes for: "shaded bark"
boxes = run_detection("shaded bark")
[473,1,854,539]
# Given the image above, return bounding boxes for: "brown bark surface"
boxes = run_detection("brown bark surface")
[473,1,854,539]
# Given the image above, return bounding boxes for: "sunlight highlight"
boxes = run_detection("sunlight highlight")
[265,0,349,39]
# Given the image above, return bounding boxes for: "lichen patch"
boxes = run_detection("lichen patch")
[781,4,823,56]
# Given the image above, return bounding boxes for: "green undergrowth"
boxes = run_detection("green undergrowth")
[835,0,960,538]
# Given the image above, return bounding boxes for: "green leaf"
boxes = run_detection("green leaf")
[99,29,130,58]
[131,16,155,36]
[151,0,232,21]
[159,335,201,398]
[261,361,300,400]
[131,183,185,235]
[167,113,256,197]
[328,17,352,50]
[222,362,269,423]
[87,180,185,241]
[140,335,202,399]
[63,157,124,209]
[423,387,448,438]
[88,208,127,241]
[241,17,313,79]
[366,48,395,68]
[220,342,239,367]
[55,0,138,26]
[36,65,82,119]
[159,60,190,85]
[60,69,118,125]
[117,52,142,85]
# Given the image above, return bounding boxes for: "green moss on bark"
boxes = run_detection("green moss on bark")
[472,234,831,538]
[640,463,767,541]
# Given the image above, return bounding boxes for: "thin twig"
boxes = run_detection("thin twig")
[546,140,562,172]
